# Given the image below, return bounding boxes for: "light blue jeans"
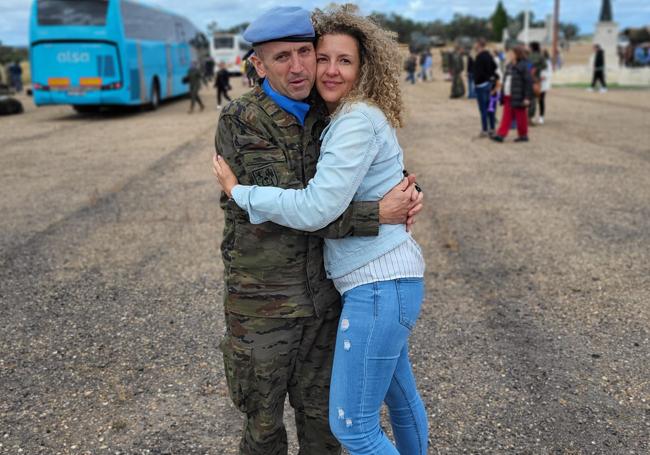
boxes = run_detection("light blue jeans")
[329,278,428,455]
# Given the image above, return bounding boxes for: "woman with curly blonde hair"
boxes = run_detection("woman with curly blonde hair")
[214,8,428,453]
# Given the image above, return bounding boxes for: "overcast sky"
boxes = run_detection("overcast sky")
[1,0,649,46]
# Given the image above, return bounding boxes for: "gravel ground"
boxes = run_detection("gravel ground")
[1,81,649,455]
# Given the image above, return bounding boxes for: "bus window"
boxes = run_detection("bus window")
[121,1,173,42]
[174,21,188,65]
[213,36,234,49]
[38,0,109,26]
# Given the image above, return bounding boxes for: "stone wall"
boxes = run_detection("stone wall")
[551,65,650,86]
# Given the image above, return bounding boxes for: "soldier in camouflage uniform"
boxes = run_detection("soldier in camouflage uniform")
[215,7,422,455]
[186,62,204,113]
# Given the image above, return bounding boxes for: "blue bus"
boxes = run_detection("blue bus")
[29,0,207,112]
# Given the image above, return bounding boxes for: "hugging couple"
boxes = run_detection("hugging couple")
[212,6,428,454]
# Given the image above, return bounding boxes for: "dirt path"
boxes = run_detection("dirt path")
[1,81,648,454]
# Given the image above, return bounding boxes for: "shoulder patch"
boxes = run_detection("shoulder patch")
[251,165,279,187]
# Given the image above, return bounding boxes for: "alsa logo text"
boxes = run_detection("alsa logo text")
[57,51,91,63]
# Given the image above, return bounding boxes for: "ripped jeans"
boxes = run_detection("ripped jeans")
[329,278,428,455]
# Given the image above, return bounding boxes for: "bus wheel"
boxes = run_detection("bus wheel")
[148,81,160,111]
[73,105,99,114]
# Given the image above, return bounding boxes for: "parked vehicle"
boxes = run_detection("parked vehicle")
[29,0,208,112]
[0,83,24,115]
[209,33,251,75]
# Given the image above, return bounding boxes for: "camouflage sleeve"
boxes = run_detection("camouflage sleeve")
[308,201,379,238]
[216,113,247,210]
[216,112,379,238]
[216,112,274,187]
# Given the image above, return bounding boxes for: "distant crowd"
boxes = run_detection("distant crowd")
[620,43,650,67]
[401,39,626,144]
[404,39,555,143]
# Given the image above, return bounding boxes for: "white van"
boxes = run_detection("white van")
[210,33,251,75]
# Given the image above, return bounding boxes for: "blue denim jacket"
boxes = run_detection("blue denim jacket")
[232,101,410,278]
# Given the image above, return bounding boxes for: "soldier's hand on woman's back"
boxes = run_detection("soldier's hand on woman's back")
[406,174,424,231]
[379,175,424,230]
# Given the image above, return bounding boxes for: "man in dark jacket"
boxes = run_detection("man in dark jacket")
[204,56,215,84]
[590,44,607,92]
[473,38,499,137]
[9,61,23,93]
[404,53,417,84]
[214,61,231,108]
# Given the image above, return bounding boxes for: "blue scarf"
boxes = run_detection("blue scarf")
[262,78,310,126]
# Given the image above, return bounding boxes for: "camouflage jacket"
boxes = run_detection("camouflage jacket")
[216,86,380,318]
[187,67,202,91]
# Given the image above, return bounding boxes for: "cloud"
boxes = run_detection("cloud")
[1,0,648,46]
[0,0,30,47]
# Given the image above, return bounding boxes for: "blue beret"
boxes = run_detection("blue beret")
[243,7,315,46]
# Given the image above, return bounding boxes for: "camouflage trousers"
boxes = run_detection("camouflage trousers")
[220,303,342,455]
[189,89,204,111]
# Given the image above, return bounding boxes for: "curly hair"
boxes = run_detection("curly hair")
[312,6,404,128]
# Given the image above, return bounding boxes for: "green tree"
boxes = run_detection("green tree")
[513,11,545,28]
[0,43,28,65]
[206,21,249,36]
[446,13,490,40]
[369,12,422,44]
[490,1,508,42]
[225,23,249,34]
[324,3,359,14]
[560,23,580,41]
[206,21,218,36]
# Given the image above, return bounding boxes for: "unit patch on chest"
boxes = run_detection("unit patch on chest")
[251,165,279,187]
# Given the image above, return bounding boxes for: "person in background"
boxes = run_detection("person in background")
[487,86,501,121]
[473,38,499,137]
[466,50,476,99]
[536,49,552,125]
[9,61,23,93]
[424,51,433,81]
[214,61,231,109]
[494,49,504,80]
[491,46,533,143]
[633,45,650,66]
[441,49,451,81]
[204,56,215,84]
[449,46,465,99]
[589,44,607,93]
[241,49,257,87]
[418,51,428,81]
[528,41,547,123]
[404,53,417,84]
[186,62,204,113]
